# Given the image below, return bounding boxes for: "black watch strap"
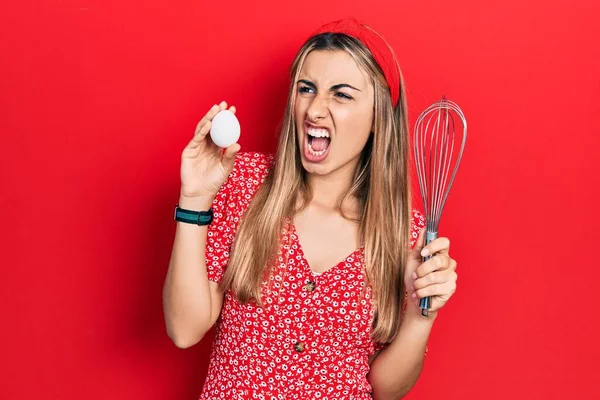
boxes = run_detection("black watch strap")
[173,205,213,225]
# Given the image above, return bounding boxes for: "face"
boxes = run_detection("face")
[294,50,375,178]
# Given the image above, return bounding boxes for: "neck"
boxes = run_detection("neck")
[305,161,358,213]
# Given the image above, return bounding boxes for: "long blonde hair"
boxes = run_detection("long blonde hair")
[221,33,412,343]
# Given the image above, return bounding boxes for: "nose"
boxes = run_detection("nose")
[306,94,329,121]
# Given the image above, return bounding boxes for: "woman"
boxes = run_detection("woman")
[163,17,458,399]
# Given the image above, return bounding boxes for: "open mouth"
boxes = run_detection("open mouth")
[306,126,331,157]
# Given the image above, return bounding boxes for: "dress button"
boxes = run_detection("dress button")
[305,281,316,292]
[294,341,305,353]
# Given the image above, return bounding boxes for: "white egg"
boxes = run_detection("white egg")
[210,109,241,148]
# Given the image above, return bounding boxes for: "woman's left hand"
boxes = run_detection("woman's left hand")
[404,228,458,317]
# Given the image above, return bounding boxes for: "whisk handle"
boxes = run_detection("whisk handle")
[419,230,438,317]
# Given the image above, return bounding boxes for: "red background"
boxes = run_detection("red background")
[1,0,598,399]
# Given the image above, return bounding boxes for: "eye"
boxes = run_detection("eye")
[298,86,314,94]
[335,92,353,100]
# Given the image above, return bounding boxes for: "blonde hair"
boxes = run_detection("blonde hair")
[221,33,412,344]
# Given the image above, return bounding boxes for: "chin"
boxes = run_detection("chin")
[299,150,345,177]
[301,159,333,176]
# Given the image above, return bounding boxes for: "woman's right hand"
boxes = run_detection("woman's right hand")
[180,101,241,202]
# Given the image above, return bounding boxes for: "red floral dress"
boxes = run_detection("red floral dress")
[200,152,426,399]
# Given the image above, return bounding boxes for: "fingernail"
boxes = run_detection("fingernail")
[412,272,417,280]
[412,293,417,298]
[421,248,429,257]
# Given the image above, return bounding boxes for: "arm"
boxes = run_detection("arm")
[162,195,224,349]
[369,222,457,399]
[162,101,241,349]
[368,308,436,399]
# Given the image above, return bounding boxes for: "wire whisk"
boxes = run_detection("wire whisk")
[414,96,467,317]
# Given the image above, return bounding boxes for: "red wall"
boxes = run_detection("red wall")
[1,1,598,398]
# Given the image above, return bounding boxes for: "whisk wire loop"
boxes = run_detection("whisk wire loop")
[413,98,467,317]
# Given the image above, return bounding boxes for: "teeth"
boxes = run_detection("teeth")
[307,128,330,138]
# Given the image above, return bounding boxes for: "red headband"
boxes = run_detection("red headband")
[310,17,401,107]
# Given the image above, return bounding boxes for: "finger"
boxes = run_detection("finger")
[413,279,456,299]
[221,142,242,173]
[414,270,457,291]
[194,103,227,136]
[409,228,426,260]
[420,236,450,258]
[450,258,457,271]
[189,120,213,149]
[229,105,236,114]
[415,254,452,278]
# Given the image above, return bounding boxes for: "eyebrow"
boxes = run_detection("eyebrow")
[297,79,362,92]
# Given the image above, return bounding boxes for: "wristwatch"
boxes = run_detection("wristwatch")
[173,205,213,225]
